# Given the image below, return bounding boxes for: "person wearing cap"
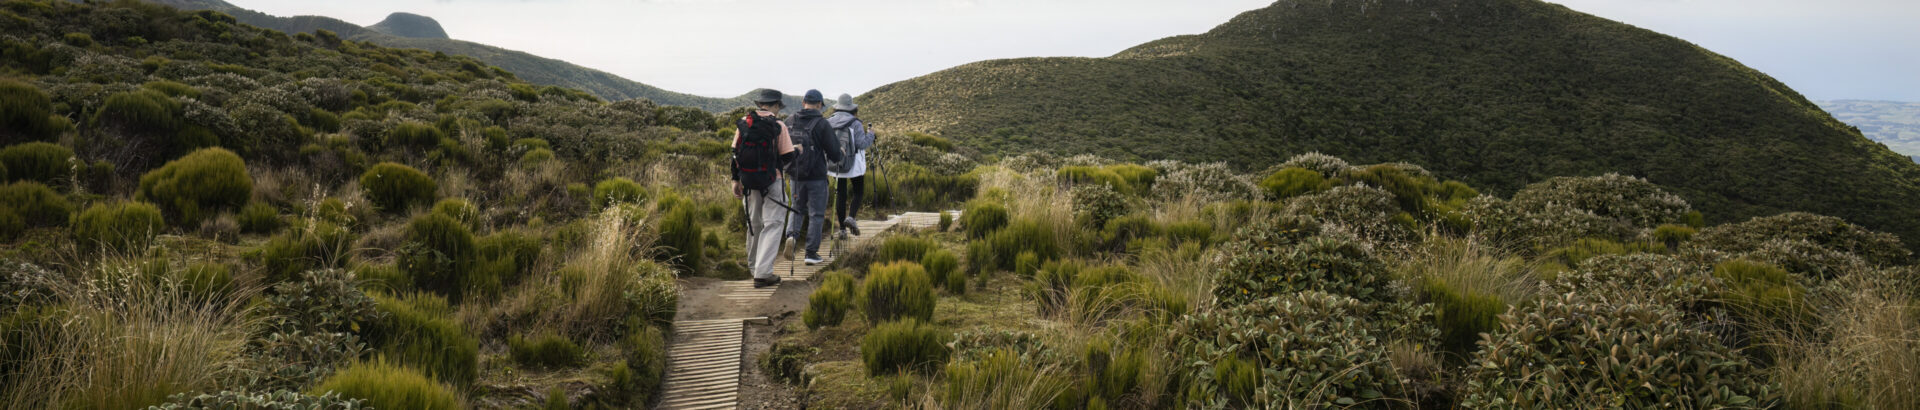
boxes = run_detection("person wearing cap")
[826,93,874,239]
[785,89,843,266]
[734,89,798,288]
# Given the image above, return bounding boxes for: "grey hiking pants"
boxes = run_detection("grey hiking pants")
[788,178,831,257]
[744,185,790,280]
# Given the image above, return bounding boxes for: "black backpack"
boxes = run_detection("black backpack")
[733,112,782,191]
[787,115,824,178]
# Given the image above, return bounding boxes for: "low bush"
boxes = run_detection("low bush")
[1259,167,1327,199]
[71,201,165,252]
[860,262,935,325]
[1100,214,1162,252]
[255,220,355,283]
[365,292,479,387]
[385,122,444,150]
[1031,259,1084,314]
[804,272,857,329]
[0,208,23,241]
[877,235,939,265]
[592,177,647,209]
[862,319,951,376]
[429,198,480,230]
[310,359,462,410]
[359,163,436,214]
[0,80,71,142]
[518,148,555,169]
[986,219,1060,273]
[960,201,1010,239]
[620,325,667,404]
[657,204,704,275]
[1072,183,1128,229]
[1214,235,1396,306]
[1461,293,1772,408]
[921,250,960,291]
[1695,212,1909,266]
[1015,251,1041,278]
[1059,165,1133,195]
[137,148,252,225]
[398,213,478,300]
[147,390,366,410]
[238,201,282,234]
[1508,174,1692,240]
[1279,152,1352,177]
[1653,224,1696,250]
[508,333,587,369]
[941,348,1070,409]
[1173,291,1411,407]
[1283,185,1415,246]
[0,181,71,227]
[0,142,73,185]
[939,211,954,232]
[1713,259,1812,329]
[965,241,992,275]
[475,229,542,293]
[1164,220,1213,247]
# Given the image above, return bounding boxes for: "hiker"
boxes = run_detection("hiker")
[785,89,844,266]
[826,93,874,240]
[733,89,799,288]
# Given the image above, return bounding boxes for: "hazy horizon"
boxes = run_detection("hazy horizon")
[228,0,1918,101]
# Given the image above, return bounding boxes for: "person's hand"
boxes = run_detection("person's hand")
[732,181,744,198]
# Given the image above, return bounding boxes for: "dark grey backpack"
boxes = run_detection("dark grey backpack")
[829,120,861,174]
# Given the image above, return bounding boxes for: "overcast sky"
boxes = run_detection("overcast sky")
[229,0,1918,101]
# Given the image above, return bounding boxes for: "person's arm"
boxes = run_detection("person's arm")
[818,120,843,163]
[777,121,798,170]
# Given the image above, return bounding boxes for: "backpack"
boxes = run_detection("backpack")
[828,120,860,174]
[732,112,782,192]
[786,115,825,178]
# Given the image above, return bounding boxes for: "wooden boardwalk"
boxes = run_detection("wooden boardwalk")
[655,212,949,410]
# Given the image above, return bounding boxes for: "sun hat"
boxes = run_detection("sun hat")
[803,89,825,104]
[833,93,857,112]
[754,89,783,104]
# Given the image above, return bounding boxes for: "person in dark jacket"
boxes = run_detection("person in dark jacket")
[785,89,843,265]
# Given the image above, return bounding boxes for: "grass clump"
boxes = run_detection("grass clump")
[310,359,462,410]
[1712,259,1811,329]
[922,249,962,294]
[1259,167,1327,199]
[960,201,1010,239]
[861,319,951,376]
[804,272,857,329]
[0,142,72,185]
[0,181,71,227]
[136,148,252,225]
[508,333,588,369]
[860,261,936,325]
[0,80,71,142]
[877,235,939,265]
[656,202,704,275]
[398,213,478,300]
[987,219,1061,273]
[359,163,436,214]
[71,201,165,253]
[365,292,479,388]
[254,219,355,283]
[237,201,281,234]
[592,177,647,209]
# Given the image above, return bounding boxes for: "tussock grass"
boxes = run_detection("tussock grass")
[1773,279,1920,409]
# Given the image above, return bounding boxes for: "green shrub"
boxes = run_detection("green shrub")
[179,262,233,301]
[262,269,384,338]
[938,211,954,232]
[255,220,354,283]
[238,201,281,234]
[1059,165,1132,195]
[71,201,165,252]
[518,148,554,169]
[1014,251,1041,278]
[359,163,436,214]
[475,229,542,292]
[398,213,478,299]
[620,325,667,404]
[657,204,704,275]
[1259,167,1327,199]
[1712,259,1811,329]
[761,339,818,386]
[987,219,1060,273]
[1173,291,1414,408]
[1165,220,1214,247]
[908,132,955,151]
[1461,294,1771,408]
[921,250,960,291]
[148,390,367,409]
[1107,164,1158,192]
[0,142,72,185]
[386,122,444,150]
[1653,224,1696,250]
[960,201,1010,239]
[1214,235,1396,306]
[1509,173,1692,237]
[0,80,71,142]
[805,272,857,329]
[1100,213,1162,251]
[1283,185,1415,245]
[1031,259,1084,314]
[0,181,72,226]
[860,262,936,325]
[366,293,479,387]
[94,89,181,136]
[877,235,939,265]
[1695,212,1909,266]
[509,333,587,369]
[592,177,647,209]
[1420,278,1507,358]
[862,319,951,376]
[310,359,461,410]
[1071,183,1128,229]
[965,240,993,275]
[137,148,252,225]
[0,208,21,241]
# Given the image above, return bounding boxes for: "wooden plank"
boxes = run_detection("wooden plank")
[659,394,738,409]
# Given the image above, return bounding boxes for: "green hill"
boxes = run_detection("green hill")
[1819,100,1920,160]
[863,0,1920,246]
[143,0,756,111]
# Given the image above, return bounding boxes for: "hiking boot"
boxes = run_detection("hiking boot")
[753,276,783,288]
[844,217,861,237]
[804,255,824,265]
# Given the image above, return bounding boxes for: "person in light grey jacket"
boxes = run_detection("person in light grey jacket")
[826,93,875,239]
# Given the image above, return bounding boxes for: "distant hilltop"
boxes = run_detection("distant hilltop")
[368,12,449,39]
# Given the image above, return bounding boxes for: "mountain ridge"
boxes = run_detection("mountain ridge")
[862,0,1920,246]
[142,0,761,111]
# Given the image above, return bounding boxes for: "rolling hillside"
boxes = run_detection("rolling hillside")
[144,0,761,111]
[862,0,1920,246]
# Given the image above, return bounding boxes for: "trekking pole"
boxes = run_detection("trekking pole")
[784,176,797,280]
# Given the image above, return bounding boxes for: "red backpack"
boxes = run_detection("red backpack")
[732,112,783,192]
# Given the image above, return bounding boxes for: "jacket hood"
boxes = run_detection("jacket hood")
[828,111,858,128]
[794,108,824,119]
